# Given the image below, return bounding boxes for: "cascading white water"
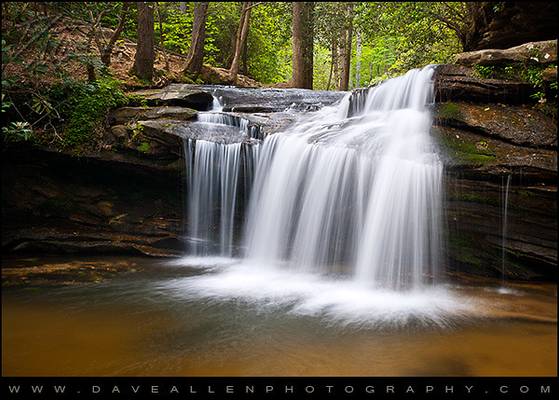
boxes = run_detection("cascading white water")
[243,66,442,290]
[169,66,476,326]
[183,95,260,256]
[185,140,241,256]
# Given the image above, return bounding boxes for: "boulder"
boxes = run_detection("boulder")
[434,102,557,148]
[434,64,534,104]
[130,85,213,110]
[464,2,558,51]
[454,40,557,67]
[108,106,197,125]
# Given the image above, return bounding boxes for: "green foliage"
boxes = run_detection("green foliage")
[473,65,495,79]
[137,141,150,153]
[61,77,128,148]
[2,121,33,142]
[353,2,462,83]
[246,3,293,83]
[473,62,557,103]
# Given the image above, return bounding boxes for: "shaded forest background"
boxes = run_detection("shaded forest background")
[6,2,557,90]
[2,1,557,149]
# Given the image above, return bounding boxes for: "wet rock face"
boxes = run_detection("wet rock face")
[188,84,346,113]
[444,176,557,280]
[434,102,557,149]
[131,85,214,110]
[2,84,338,259]
[108,106,197,125]
[434,64,534,104]
[1,147,184,257]
[465,2,558,51]
[433,60,558,280]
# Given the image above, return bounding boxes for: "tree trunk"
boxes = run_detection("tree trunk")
[132,2,155,81]
[326,39,336,91]
[155,2,170,72]
[229,2,252,83]
[179,2,186,13]
[100,2,130,66]
[332,41,340,90]
[338,3,353,91]
[354,29,361,88]
[291,2,314,89]
[241,38,248,76]
[184,2,209,75]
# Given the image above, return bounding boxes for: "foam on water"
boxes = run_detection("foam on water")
[159,263,477,328]
[166,256,241,268]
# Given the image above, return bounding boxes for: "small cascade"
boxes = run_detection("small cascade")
[182,96,261,256]
[197,112,263,140]
[211,93,224,112]
[501,174,512,287]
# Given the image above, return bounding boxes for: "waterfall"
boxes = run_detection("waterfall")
[183,103,260,256]
[211,93,224,112]
[501,174,512,287]
[243,66,442,290]
[171,66,474,326]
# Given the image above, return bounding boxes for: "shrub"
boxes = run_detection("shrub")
[61,77,128,148]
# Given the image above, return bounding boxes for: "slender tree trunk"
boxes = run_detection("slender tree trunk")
[291,2,314,89]
[100,2,130,66]
[333,41,340,90]
[326,38,337,91]
[354,29,361,88]
[155,2,170,72]
[184,2,209,75]
[338,3,353,91]
[132,2,155,81]
[179,2,186,13]
[229,2,252,83]
[241,38,248,75]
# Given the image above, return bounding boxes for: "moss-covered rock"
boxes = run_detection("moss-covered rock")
[434,102,556,148]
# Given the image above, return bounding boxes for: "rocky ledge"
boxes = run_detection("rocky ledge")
[2,47,556,280]
[432,41,557,280]
[2,84,339,258]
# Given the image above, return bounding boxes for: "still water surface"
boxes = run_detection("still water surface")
[2,256,556,376]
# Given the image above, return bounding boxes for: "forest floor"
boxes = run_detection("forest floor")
[4,17,262,92]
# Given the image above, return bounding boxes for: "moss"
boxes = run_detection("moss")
[449,193,499,207]
[448,236,484,267]
[517,189,536,198]
[126,94,149,108]
[438,134,496,165]
[137,142,150,153]
[437,102,463,120]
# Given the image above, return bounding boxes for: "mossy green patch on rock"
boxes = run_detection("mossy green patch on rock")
[437,102,463,120]
[448,193,500,207]
[437,132,496,165]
